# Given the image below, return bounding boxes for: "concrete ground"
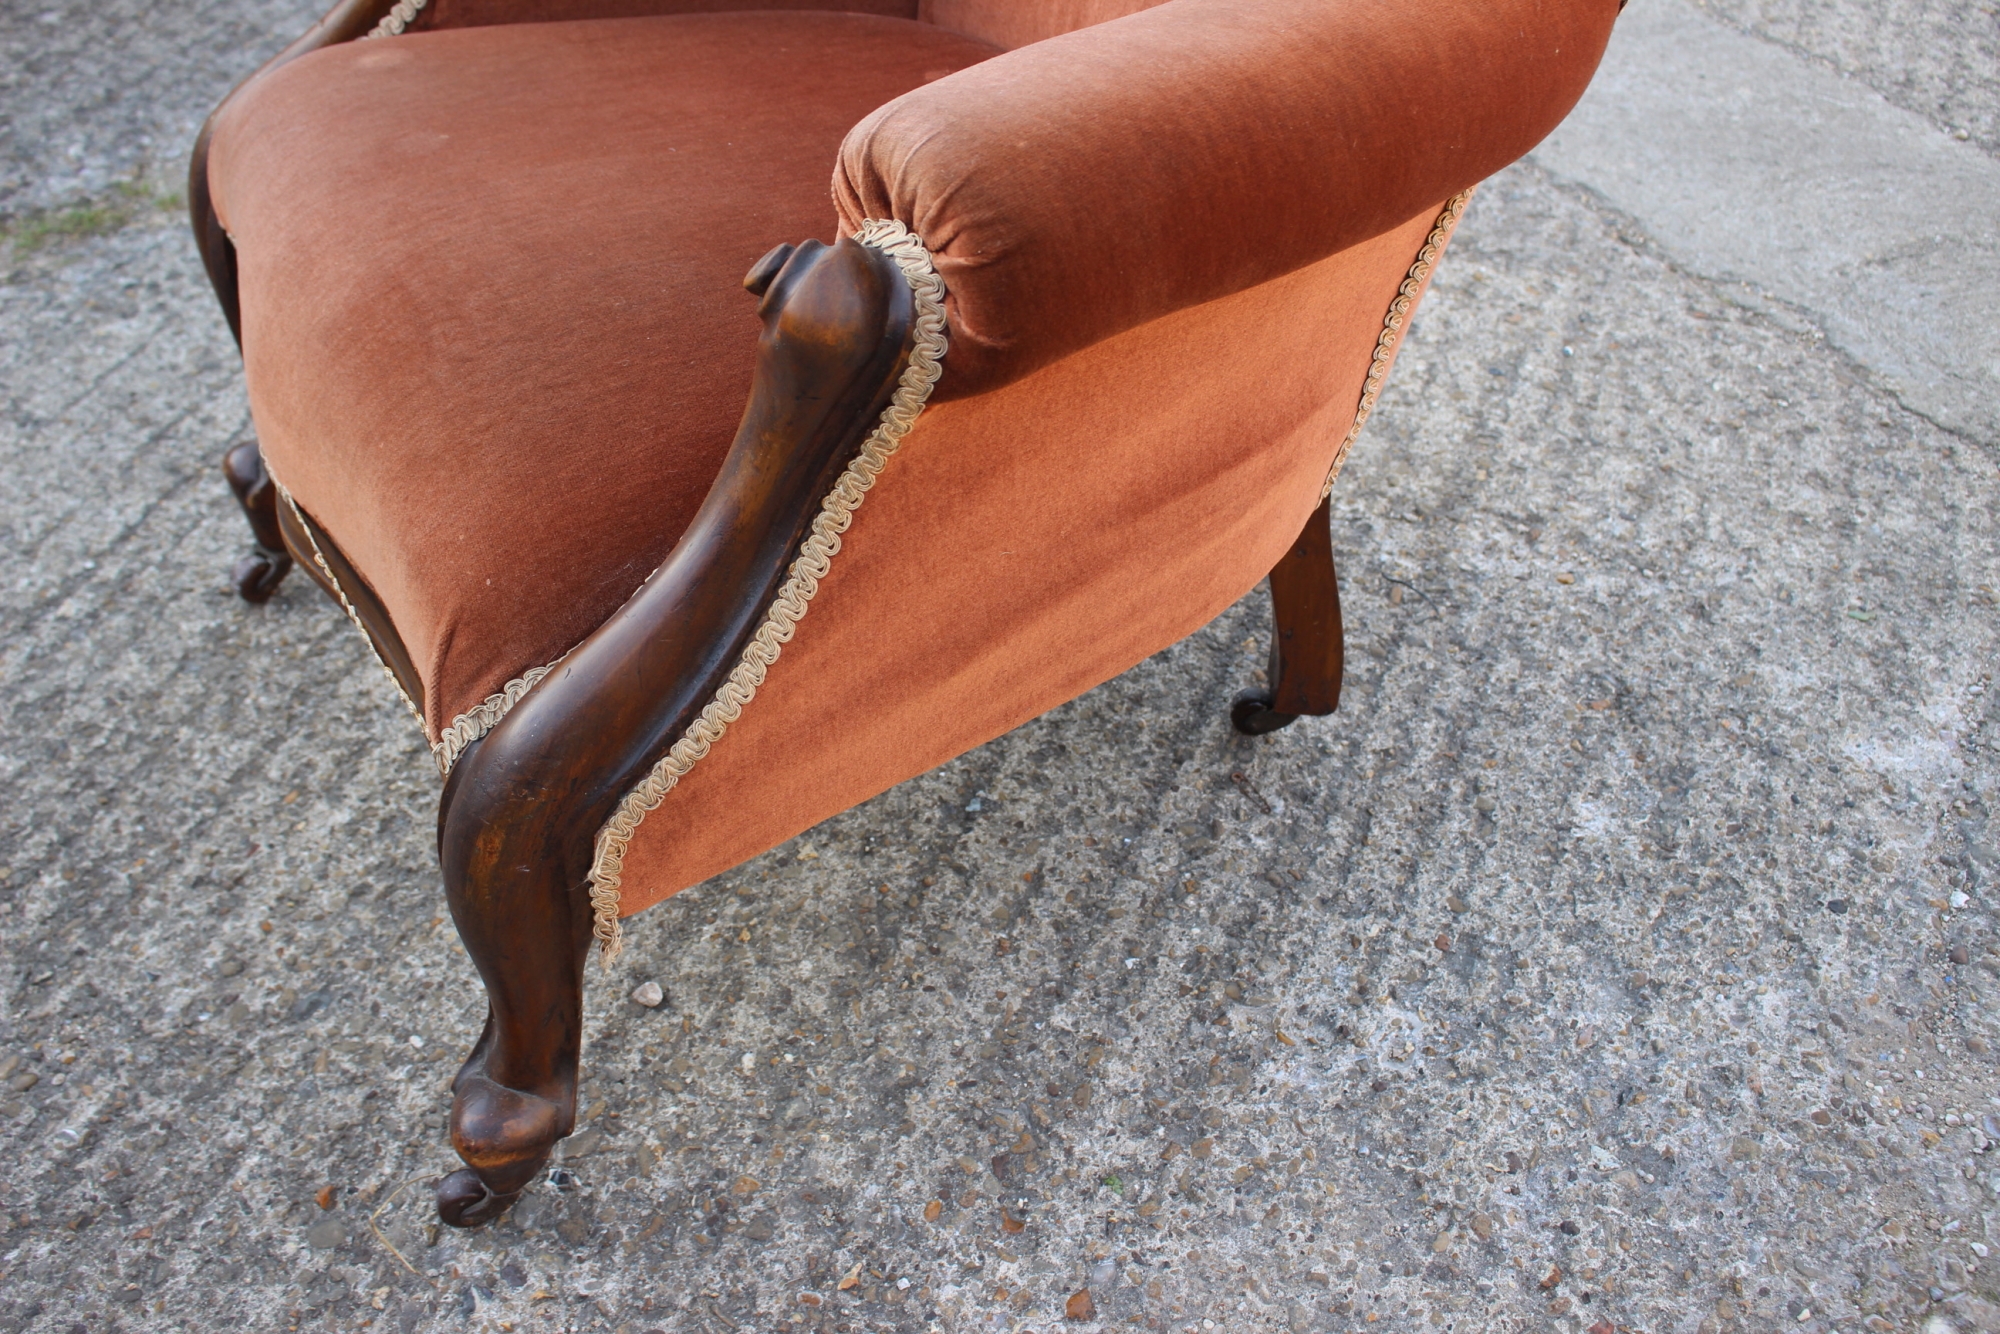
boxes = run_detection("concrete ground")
[1,3,1996,1333]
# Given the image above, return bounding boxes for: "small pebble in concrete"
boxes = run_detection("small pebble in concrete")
[630,979,664,1007]
[304,1217,345,1250]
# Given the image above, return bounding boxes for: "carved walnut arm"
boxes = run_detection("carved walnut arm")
[430,236,918,1224]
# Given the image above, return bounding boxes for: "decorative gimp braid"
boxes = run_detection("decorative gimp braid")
[433,665,555,777]
[364,0,427,38]
[275,482,429,734]
[1320,189,1474,499]
[584,219,950,962]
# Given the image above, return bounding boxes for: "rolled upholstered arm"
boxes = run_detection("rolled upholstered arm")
[834,0,1621,396]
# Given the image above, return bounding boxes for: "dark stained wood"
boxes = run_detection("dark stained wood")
[432,236,916,1225]
[190,0,920,1227]
[221,440,295,603]
[1231,494,1343,735]
[1266,493,1344,716]
[743,241,795,296]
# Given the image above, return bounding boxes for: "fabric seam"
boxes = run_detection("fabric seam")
[278,480,566,774]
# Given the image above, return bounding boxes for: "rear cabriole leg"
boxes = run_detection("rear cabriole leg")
[222,440,294,603]
[1232,494,1343,735]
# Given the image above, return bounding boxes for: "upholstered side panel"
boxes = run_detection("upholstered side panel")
[417,0,915,31]
[614,202,1453,914]
[918,0,1167,49]
[840,0,1619,398]
[208,12,997,732]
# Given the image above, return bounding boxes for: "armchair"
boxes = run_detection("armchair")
[190,0,1618,1225]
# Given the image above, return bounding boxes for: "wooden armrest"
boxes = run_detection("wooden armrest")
[187,0,943,1222]
[427,234,921,1225]
[440,233,915,903]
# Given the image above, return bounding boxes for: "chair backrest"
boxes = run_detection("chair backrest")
[920,0,1170,49]
[410,0,919,31]
[367,0,1163,45]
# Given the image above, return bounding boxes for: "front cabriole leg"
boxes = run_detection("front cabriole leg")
[432,767,594,1227]
[431,235,919,1225]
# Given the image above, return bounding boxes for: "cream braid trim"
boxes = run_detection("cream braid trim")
[1320,189,1474,500]
[275,481,430,735]
[433,663,557,777]
[583,219,948,963]
[363,0,428,38]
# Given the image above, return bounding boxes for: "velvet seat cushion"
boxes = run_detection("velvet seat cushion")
[207,11,1000,728]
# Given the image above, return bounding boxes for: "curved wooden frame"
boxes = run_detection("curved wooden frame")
[432,236,914,1222]
[191,0,1342,1227]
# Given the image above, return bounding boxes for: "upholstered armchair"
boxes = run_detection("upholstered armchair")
[191,0,1618,1225]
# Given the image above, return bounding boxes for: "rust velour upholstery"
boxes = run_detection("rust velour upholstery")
[842,0,1616,396]
[615,209,1452,910]
[210,12,1002,726]
[415,0,919,29]
[917,1,1170,49]
[206,0,1621,919]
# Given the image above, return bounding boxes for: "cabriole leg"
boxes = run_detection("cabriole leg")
[427,234,923,1224]
[221,439,294,602]
[432,789,594,1228]
[1232,493,1343,735]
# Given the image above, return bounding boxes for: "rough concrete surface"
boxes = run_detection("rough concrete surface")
[1,4,1996,1334]
[1690,0,2000,160]
[1533,0,2000,449]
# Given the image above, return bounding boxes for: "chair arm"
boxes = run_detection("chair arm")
[835,0,1620,397]
[439,236,919,952]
